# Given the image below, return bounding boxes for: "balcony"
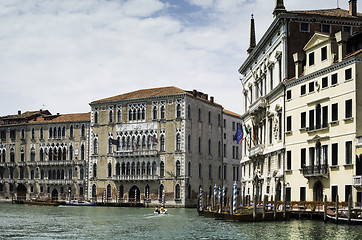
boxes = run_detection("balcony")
[0,162,6,167]
[112,175,159,181]
[7,162,15,167]
[27,161,37,166]
[77,179,85,185]
[76,160,86,166]
[16,179,26,184]
[37,160,75,166]
[302,164,329,178]
[38,179,45,184]
[353,175,362,187]
[248,144,265,158]
[114,150,158,158]
[28,179,35,184]
[8,179,14,184]
[17,162,26,167]
[249,97,266,115]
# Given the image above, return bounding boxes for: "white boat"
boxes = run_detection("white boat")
[65,200,96,206]
[154,207,167,214]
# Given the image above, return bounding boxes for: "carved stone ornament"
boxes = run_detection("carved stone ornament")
[273,117,279,139]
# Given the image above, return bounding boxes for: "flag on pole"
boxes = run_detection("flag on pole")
[244,124,249,135]
[233,123,244,144]
[110,138,120,146]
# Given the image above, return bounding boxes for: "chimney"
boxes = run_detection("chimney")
[210,96,214,103]
[247,14,256,54]
[193,89,197,97]
[57,113,60,116]
[335,31,349,62]
[18,110,21,115]
[293,52,305,79]
[349,0,357,16]
[273,0,286,17]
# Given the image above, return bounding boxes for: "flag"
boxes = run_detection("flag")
[110,138,120,146]
[244,124,249,135]
[151,136,158,143]
[233,123,244,144]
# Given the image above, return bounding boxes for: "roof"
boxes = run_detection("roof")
[344,48,362,59]
[28,112,90,123]
[91,86,186,104]
[223,109,241,119]
[288,8,362,19]
[1,110,51,120]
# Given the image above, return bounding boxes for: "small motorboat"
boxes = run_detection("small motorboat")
[65,200,96,206]
[154,207,167,214]
[326,208,362,224]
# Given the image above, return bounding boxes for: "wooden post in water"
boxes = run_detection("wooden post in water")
[253,194,257,221]
[323,195,327,223]
[283,190,286,220]
[274,194,277,220]
[348,194,352,224]
[335,195,339,223]
[262,195,267,220]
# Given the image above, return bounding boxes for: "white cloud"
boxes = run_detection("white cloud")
[0,0,360,116]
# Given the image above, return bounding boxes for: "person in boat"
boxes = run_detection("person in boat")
[154,207,160,214]
[160,207,165,213]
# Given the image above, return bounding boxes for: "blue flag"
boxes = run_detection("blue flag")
[233,123,244,144]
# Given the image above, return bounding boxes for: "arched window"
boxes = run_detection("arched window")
[126,162,130,175]
[69,125,74,138]
[109,109,113,123]
[10,148,15,162]
[31,128,35,139]
[147,162,151,175]
[49,148,53,161]
[131,162,135,176]
[108,138,113,153]
[187,134,191,151]
[127,136,131,150]
[187,105,191,118]
[19,167,24,179]
[141,108,145,120]
[117,110,121,123]
[39,148,44,162]
[62,127,66,138]
[30,147,35,162]
[122,137,126,150]
[198,137,201,153]
[94,139,98,154]
[40,127,44,139]
[63,148,66,160]
[68,169,73,179]
[187,161,191,177]
[142,136,146,149]
[40,169,44,179]
[49,127,53,138]
[94,111,98,124]
[176,160,181,177]
[176,133,181,151]
[31,170,35,179]
[92,184,97,199]
[316,103,321,129]
[108,162,112,177]
[208,139,211,155]
[21,128,25,139]
[153,106,157,120]
[159,184,164,200]
[58,147,62,161]
[209,164,212,179]
[81,124,85,137]
[121,163,126,175]
[61,169,65,179]
[93,163,97,178]
[129,109,133,121]
[176,104,182,118]
[198,163,202,178]
[80,144,85,160]
[69,145,73,161]
[119,185,124,200]
[48,169,52,179]
[117,137,121,151]
[141,162,146,175]
[58,127,61,138]
[198,108,201,121]
[208,111,211,124]
[218,141,221,156]
[136,162,140,175]
[160,135,165,152]
[57,170,60,179]
[160,161,165,177]
[175,184,180,199]
[131,136,136,150]
[80,168,84,179]
[152,161,157,175]
[160,106,165,120]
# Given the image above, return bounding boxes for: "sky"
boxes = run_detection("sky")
[0,0,360,117]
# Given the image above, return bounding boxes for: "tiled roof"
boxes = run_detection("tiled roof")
[288,8,362,19]
[223,109,241,118]
[92,86,186,103]
[29,112,90,123]
[1,110,51,120]
[344,48,362,59]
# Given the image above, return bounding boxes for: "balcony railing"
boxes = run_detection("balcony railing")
[37,160,75,166]
[8,179,14,184]
[302,164,328,178]
[7,162,15,167]
[27,161,37,166]
[353,175,362,187]
[17,162,26,167]
[77,179,85,185]
[113,150,158,158]
[16,179,26,184]
[76,160,86,166]
[28,179,35,184]
[0,179,4,184]
[112,175,159,181]
[249,97,266,114]
[45,179,73,185]
[0,162,6,167]
[248,144,265,158]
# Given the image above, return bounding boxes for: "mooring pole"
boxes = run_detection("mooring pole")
[335,195,339,224]
[323,195,327,223]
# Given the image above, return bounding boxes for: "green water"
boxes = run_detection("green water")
[0,204,361,240]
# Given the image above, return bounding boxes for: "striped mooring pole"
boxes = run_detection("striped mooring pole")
[199,187,203,211]
[233,182,237,213]
[222,186,225,206]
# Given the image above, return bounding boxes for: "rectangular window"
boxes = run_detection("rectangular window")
[343,26,352,35]
[300,187,306,201]
[269,118,273,144]
[287,151,291,170]
[301,112,306,129]
[286,116,292,132]
[223,144,227,157]
[345,185,352,202]
[309,52,315,66]
[345,99,352,119]
[232,121,235,131]
[331,73,338,85]
[332,143,338,165]
[345,68,352,81]
[331,186,338,202]
[223,165,227,180]
[321,46,327,61]
[232,146,235,159]
[322,145,328,165]
[301,148,306,168]
[322,106,328,128]
[322,24,331,34]
[309,81,315,92]
[286,90,292,100]
[346,141,352,165]
[286,187,291,203]
[309,109,315,130]
[300,22,310,32]
[332,103,338,122]
[322,77,328,88]
[270,67,274,90]
[309,147,315,165]
[301,85,306,95]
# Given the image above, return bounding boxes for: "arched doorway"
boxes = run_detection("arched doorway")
[51,189,59,201]
[313,181,323,201]
[129,185,140,202]
[275,182,281,201]
[16,184,27,201]
[92,184,97,201]
[106,184,112,202]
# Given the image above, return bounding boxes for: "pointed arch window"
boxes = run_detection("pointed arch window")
[62,148,66,160]
[109,109,113,123]
[81,124,85,137]
[160,161,165,177]
[94,111,98,124]
[153,106,158,120]
[49,127,53,138]
[94,138,98,154]
[81,144,85,160]
[39,127,44,139]
[93,163,97,178]
[160,106,166,120]
[30,147,35,162]
[39,148,44,162]
[31,128,35,139]
[176,160,181,177]
[116,162,120,175]
[10,148,15,162]
[176,104,182,118]
[175,184,181,199]
[62,126,66,138]
[187,105,191,118]
[160,135,165,152]
[176,133,181,151]
[187,134,191,151]
[108,162,112,177]
[70,125,74,138]
[69,145,73,161]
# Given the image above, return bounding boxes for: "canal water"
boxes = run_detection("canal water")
[0,204,361,240]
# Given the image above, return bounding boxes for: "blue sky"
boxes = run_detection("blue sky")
[0,0,360,116]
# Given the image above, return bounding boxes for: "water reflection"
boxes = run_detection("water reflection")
[0,204,361,240]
